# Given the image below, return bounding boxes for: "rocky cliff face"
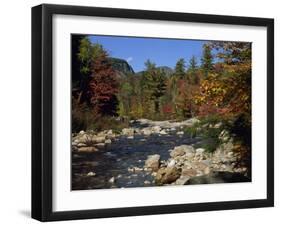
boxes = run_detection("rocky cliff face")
[109,57,135,77]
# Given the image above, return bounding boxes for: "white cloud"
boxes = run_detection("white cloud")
[126,57,133,63]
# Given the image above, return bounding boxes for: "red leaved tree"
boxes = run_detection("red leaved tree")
[89,53,119,116]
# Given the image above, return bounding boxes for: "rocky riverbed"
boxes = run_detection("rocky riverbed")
[71,118,250,190]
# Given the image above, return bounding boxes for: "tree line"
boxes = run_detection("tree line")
[72,36,251,139]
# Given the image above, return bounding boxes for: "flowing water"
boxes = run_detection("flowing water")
[72,130,200,190]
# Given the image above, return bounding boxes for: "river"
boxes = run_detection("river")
[72,128,200,190]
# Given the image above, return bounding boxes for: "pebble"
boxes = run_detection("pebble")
[108,177,115,183]
[87,172,96,177]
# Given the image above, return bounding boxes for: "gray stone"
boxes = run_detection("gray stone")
[167,159,176,168]
[108,177,115,183]
[77,143,87,147]
[87,172,96,177]
[145,154,160,171]
[105,139,112,144]
[159,130,168,135]
[175,176,190,185]
[196,148,205,154]
[170,145,195,158]
[122,128,135,136]
[142,128,152,136]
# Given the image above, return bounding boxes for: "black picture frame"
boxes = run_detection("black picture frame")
[32,3,274,222]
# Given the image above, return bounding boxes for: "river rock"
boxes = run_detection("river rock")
[142,128,152,136]
[167,159,176,167]
[181,168,197,177]
[176,131,184,135]
[92,135,106,143]
[127,136,134,139]
[155,166,181,184]
[105,139,111,144]
[107,129,113,135]
[170,147,185,158]
[95,143,105,148]
[128,166,143,173]
[159,129,168,135]
[77,134,92,143]
[196,148,205,154]
[151,126,162,133]
[87,171,96,177]
[145,154,160,171]
[175,176,190,185]
[122,128,135,136]
[77,143,87,147]
[170,145,195,158]
[108,177,115,183]
[192,162,209,172]
[77,147,98,152]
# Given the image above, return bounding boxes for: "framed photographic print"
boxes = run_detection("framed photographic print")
[32,4,274,221]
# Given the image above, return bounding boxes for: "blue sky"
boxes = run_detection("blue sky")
[89,35,207,72]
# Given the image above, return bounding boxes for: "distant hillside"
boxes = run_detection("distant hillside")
[109,57,174,78]
[136,66,174,77]
[109,57,135,77]
[157,66,174,76]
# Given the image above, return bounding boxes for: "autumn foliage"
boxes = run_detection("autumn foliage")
[72,36,252,144]
[89,53,119,116]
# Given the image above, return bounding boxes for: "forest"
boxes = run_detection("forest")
[72,36,251,138]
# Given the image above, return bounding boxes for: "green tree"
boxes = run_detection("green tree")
[142,60,167,114]
[174,58,186,79]
[75,37,106,104]
[201,44,213,77]
[118,80,133,116]
[187,55,199,84]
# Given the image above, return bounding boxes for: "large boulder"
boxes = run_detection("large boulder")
[170,145,195,158]
[144,154,160,171]
[155,166,181,184]
[181,168,197,177]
